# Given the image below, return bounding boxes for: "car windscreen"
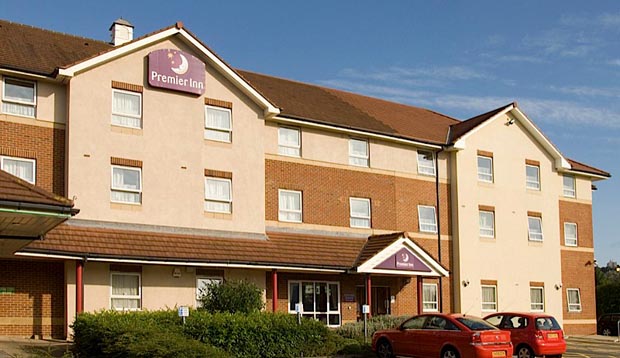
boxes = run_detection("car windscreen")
[535,317,561,330]
[456,317,498,331]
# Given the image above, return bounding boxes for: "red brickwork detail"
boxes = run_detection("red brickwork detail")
[561,251,596,323]
[0,121,65,195]
[204,169,233,179]
[559,200,593,248]
[265,160,451,234]
[563,323,596,335]
[110,157,142,168]
[0,260,65,338]
[111,81,143,93]
[204,98,233,109]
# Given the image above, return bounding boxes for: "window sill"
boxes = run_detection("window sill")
[110,202,143,211]
[111,125,143,135]
[204,211,232,220]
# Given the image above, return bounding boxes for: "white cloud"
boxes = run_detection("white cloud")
[607,59,620,66]
[599,12,620,27]
[496,55,546,64]
[548,85,620,98]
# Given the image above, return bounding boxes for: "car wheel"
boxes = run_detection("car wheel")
[516,345,534,358]
[376,339,394,358]
[441,347,459,358]
[602,328,611,336]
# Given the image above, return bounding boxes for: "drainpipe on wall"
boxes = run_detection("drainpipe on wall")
[435,149,444,312]
[76,260,84,314]
[272,269,278,312]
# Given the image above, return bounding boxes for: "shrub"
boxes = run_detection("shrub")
[198,279,264,314]
[336,315,409,342]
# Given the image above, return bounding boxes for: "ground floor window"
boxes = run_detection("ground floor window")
[530,286,544,312]
[111,272,141,310]
[567,288,582,312]
[423,283,438,312]
[196,276,223,308]
[481,284,497,312]
[289,281,340,326]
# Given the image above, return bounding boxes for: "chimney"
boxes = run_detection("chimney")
[109,18,134,46]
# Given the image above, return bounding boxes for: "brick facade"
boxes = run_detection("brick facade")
[559,200,593,248]
[0,121,65,196]
[0,260,65,338]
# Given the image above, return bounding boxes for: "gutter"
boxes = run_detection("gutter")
[0,200,78,217]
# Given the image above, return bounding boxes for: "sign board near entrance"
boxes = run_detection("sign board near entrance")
[375,248,432,272]
[148,49,205,95]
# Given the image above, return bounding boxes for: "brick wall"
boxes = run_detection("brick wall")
[559,200,593,248]
[0,260,65,338]
[265,160,450,234]
[0,121,65,195]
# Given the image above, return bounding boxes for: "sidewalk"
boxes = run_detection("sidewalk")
[567,334,620,343]
[0,337,71,358]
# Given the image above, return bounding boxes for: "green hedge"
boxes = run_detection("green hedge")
[336,315,409,342]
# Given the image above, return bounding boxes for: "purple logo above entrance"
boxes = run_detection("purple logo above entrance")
[375,248,432,272]
[148,49,205,95]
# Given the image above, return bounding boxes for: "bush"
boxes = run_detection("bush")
[198,279,264,314]
[336,315,409,342]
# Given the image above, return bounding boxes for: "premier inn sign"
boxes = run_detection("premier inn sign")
[148,49,205,95]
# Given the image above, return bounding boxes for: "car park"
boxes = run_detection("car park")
[372,313,512,358]
[597,313,620,336]
[484,312,566,358]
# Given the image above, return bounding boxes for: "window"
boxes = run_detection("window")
[349,138,369,167]
[0,156,35,184]
[477,156,493,182]
[564,222,578,247]
[2,77,36,117]
[111,272,141,310]
[479,210,495,238]
[111,165,142,204]
[350,198,371,228]
[278,189,302,222]
[205,105,232,142]
[289,281,340,326]
[567,288,582,312]
[530,287,544,311]
[112,89,142,128]
[196,276,222,308]
[422,283,438,312]
[526,164,540,190]
[528,216,543,241]
[417,150,435,176]
[418,205,438,233]
[481,285,497,311]
[563,175,575,197]
[278,126,301,157]
[205,177,232,213]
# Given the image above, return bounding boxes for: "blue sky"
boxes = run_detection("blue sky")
[2,1,618,264]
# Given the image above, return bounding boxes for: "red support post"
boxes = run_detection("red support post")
[272,269,278,312]
[366,274,372,318]
[76,260,84,314]
[417,276,423,314]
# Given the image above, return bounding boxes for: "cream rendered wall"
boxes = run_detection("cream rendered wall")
[452,113,564,322]
[0,74,66,124]
[264,122,449,181]
[66,38,265,234]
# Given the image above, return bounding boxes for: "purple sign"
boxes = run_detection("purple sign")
[148,49,205,95]
[375,248,432,272]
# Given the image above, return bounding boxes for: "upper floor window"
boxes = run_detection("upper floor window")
[417,150,435,176]
[111,272,141,311]
[278,126,301,157]
[563,175,575,197]
[530,286,544,312]
[564,222,578,247]
[422,283,438,312]
[418,205,437,233]
[567,288,581,312]
[205,177,232,213]
[2,77,36,117]
[481,284,497,312]
[477,155,493,182]
[205,105,232,142]
[349,138,369,167]
[527,215,543,242]
[112,89,142,128]
[526,164,540,190]
[0,156,35,184]
[278,189,302,222]
[111,165,142,204]
[349,197,371,228]
[479,210,495,238]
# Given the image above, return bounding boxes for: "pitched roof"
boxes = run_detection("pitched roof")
[354,232,403,266]
[567,158,611,177]
[448,102,514,143]
[0,170,75,208]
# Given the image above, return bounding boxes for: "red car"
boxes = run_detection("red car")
[372,313,512,358]
[484,312,566,358]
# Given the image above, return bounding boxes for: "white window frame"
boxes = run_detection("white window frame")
[481,284,498,312]
[110,165,142,204]
[204,177,232,213]
[567,288,582,312]
[278,126,301,157]
[564,222,578,247]
[204,105,232,143]
[479,210,495,238]
[526,164,540,190]
[0,155,36,184]
[349,197,371,228]
[418,205,438,233]
[563,175,576,198]
[196,276,223,308]
[349,138,369,167]
[288,280,341,327]
[477,155,493,182]
[530,286,545,312]
[422,283,438,312]
[110,272,141,311]
[417,150,436,176]
[278,189,302,223]
[111,89,142,129]
[528,216,543,242]
[2,77,36,117]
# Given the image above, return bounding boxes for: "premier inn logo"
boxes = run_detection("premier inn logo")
[148,49,205,95]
